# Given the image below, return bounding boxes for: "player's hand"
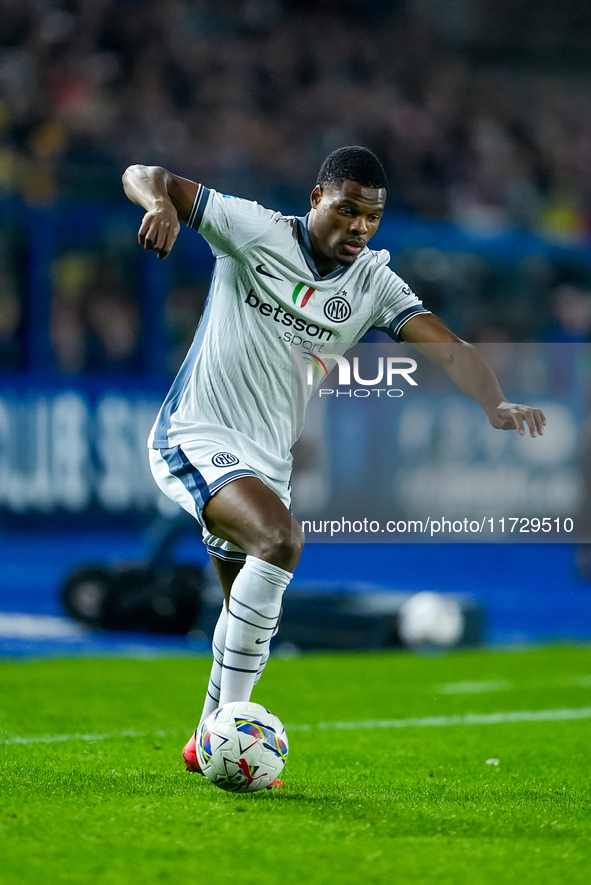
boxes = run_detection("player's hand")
[488,401,546,437]
[138,201,180,259]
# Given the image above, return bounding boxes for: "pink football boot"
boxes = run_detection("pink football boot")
[182,731,202,774]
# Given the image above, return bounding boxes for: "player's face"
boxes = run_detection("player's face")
[308,179,386,275]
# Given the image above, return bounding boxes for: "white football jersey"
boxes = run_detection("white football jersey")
[149,186,429,479]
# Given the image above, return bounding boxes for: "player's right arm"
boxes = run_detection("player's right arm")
[122,165,199,259]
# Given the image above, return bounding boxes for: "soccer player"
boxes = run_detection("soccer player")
[122,147,545,775]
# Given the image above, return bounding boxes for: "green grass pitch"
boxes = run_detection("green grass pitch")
[2,645,591,884]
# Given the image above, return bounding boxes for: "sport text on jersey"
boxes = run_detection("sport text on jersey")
[245,289,333,351]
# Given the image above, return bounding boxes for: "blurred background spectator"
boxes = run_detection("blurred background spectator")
[0,0,590,232]
[541,283,591,343]
[49,250,141,373]
[0,220,24,369]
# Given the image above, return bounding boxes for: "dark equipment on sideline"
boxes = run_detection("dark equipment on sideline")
[61,511,204,635]
[61,562,204,635]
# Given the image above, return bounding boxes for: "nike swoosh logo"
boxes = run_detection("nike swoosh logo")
[255,263,282,280]
[255,637,270,644]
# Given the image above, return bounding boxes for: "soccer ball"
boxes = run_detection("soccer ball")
[196,701,288,792]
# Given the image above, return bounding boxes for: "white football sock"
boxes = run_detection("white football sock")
[198,602,228,727]
[219,555,292,705]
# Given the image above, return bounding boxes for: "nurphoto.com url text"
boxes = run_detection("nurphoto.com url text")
[301,517,575,537]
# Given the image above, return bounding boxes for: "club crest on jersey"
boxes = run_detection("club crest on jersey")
[324,293,351,323]
[292,282,316,308]
[212,452,239,468]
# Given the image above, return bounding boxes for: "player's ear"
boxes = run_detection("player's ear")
[310,185,323,209]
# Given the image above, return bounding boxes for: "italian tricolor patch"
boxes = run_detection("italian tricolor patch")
[292,282,315,308]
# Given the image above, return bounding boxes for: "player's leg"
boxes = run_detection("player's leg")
[197,557,242,727]
[203,556,281,709]
[148,447,300,750]
[185,482,296,771]
[210,556,242,607]
[183,556,247,771]
[202,476,303,706]
[204,475,303,571]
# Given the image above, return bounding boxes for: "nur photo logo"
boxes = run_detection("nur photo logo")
[303,353,418,397]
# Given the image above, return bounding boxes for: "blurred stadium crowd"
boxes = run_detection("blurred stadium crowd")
[1,0,591,374]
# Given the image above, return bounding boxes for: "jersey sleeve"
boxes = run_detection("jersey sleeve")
[187,186,277,256]
[371,267,430,342]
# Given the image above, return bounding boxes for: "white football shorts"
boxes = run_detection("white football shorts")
[149,438,291,563]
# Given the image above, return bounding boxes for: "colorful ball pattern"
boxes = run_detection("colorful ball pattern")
[196,701,289,792]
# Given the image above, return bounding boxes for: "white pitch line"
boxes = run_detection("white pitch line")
[295,706,591,733]
[0,728,170,746]
[2,707,591,746]
[436,679,511,695]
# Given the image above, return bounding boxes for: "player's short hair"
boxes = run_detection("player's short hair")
[316,146,388,191]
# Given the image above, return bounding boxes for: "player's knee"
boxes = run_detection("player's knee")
[255,521,304,572]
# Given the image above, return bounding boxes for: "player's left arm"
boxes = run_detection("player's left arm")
[400,313,546,437]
